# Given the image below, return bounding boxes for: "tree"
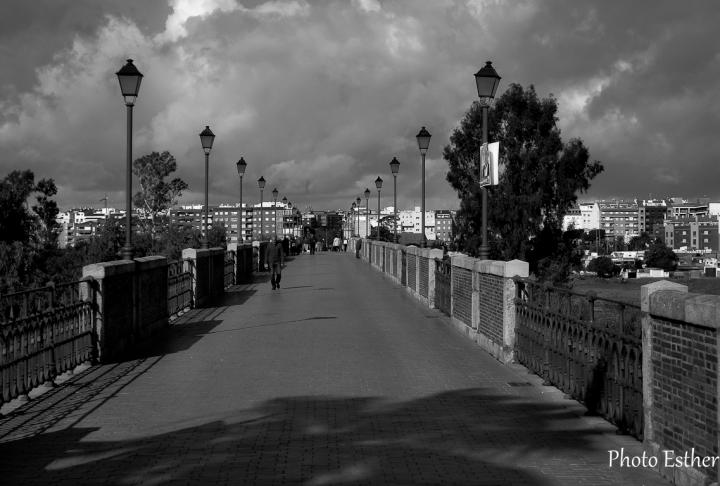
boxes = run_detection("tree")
[628,232,656,251]
[132,151,188,235]
[0,170,37,244]
[587,256,617,278]
[369,225,393,242]
[444,84,603,281]
[645,242,678,271]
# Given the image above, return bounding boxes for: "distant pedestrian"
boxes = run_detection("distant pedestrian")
[332,236,340,252]
[265,238,285,290]
[355,238,362,259]
[343,238,348,252]
[309,235,316,255]
[315,240,322,253]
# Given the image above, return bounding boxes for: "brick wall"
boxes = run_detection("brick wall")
[452,267,472,327]
[477,273,503,344]
[419,258,429,298]
[642,281,720,486]
[408,253,417,291]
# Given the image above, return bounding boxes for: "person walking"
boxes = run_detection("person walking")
[265,238,285,290]
[332,236,340,252]
[343,238,348,252]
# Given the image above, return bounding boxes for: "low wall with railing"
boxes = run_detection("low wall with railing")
[0,280,94,406]
[1,246,238,408]
[514,279,644,440]
[641,281,720,486]
[357,239,528,364]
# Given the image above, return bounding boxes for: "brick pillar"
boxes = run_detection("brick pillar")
[182,248,225,307]
[82,260,135,362]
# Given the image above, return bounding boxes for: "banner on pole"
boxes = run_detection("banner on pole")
[478,142,500,187]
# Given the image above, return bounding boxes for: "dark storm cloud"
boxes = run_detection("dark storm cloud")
[0,0,718,211]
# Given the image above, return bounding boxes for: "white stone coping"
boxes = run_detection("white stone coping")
[449,256,529,278]
[182,247,226,259]
[642,280,719,329]
[82,259,135,279]
[135,255,168,271]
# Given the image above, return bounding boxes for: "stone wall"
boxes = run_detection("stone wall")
[642,281,720,486]
[358,239,528,363]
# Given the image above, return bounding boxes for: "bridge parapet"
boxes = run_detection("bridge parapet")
[358,239,528,364]
[641,281,720,486]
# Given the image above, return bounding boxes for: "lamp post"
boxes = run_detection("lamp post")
[236,157,247,243]
[351,202,357,237]
[282,196,288,238]
[356,197,361,238]
[364,188,370,239]
[389,157,400,243]
[258,176,265,240]
[416,127,431,248]
[272,188,279,240]
[474,61,501,260]
[199,126,216,249]
[115,59,143,260]
[375,177,383,240]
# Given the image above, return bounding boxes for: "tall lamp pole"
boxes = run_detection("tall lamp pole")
[416,127,431,248]
[272,188,279,240]
[356,197,361,238]
[375,177,383,240]
[199,126,216,249]
[351,202,357,237]
[364,188,370,239]
[282,196,288,238]
[389,157,400,243]
[115,59,143,260]
[236,157,247,243]
[258,176,265,240]
[474,61,501,260]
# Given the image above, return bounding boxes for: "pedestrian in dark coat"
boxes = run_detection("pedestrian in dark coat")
[265,239,285,289]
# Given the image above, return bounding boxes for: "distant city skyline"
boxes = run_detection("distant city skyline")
[1,1,719,210]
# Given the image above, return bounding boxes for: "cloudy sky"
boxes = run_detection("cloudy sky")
[0,0,718,212]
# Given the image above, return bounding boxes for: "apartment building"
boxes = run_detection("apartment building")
[435,210,454,242]
[598,201,639,242]
[664,216,719,252]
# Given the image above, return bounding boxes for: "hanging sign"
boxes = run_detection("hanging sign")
[478,142,500,187]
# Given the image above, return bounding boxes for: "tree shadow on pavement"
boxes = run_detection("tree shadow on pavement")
[0,388,655,485]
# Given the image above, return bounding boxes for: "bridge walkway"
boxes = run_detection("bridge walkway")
[0,251,668,485]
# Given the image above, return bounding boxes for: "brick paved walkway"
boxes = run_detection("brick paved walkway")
[0,252,669,485]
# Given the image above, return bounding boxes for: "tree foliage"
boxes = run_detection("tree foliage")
[587,256,617,278]
[443,84,603,281]
[645,242,678,271]
[132,151,188,235]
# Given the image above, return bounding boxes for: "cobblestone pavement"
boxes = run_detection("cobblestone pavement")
[0,252,670,485]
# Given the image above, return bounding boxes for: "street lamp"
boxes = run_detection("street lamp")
[116,59,143,260]
[236,157,247,243]
[356,197,361,238]
[474,61,501,260]
[272,188,278,240]
[199,125,215,249]
[282,196,288,237]
[389,157,400,243]
[416,126,431,247]
[351,202,357,237]
[364,188,370,239]
[258,176,265,240]
[375,177,383,240]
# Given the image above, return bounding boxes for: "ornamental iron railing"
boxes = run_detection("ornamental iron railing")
[168,259,193,318]
[0,280,95,406]
[514,278,643,439]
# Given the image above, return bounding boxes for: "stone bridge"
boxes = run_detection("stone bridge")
[1,243,717,485]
